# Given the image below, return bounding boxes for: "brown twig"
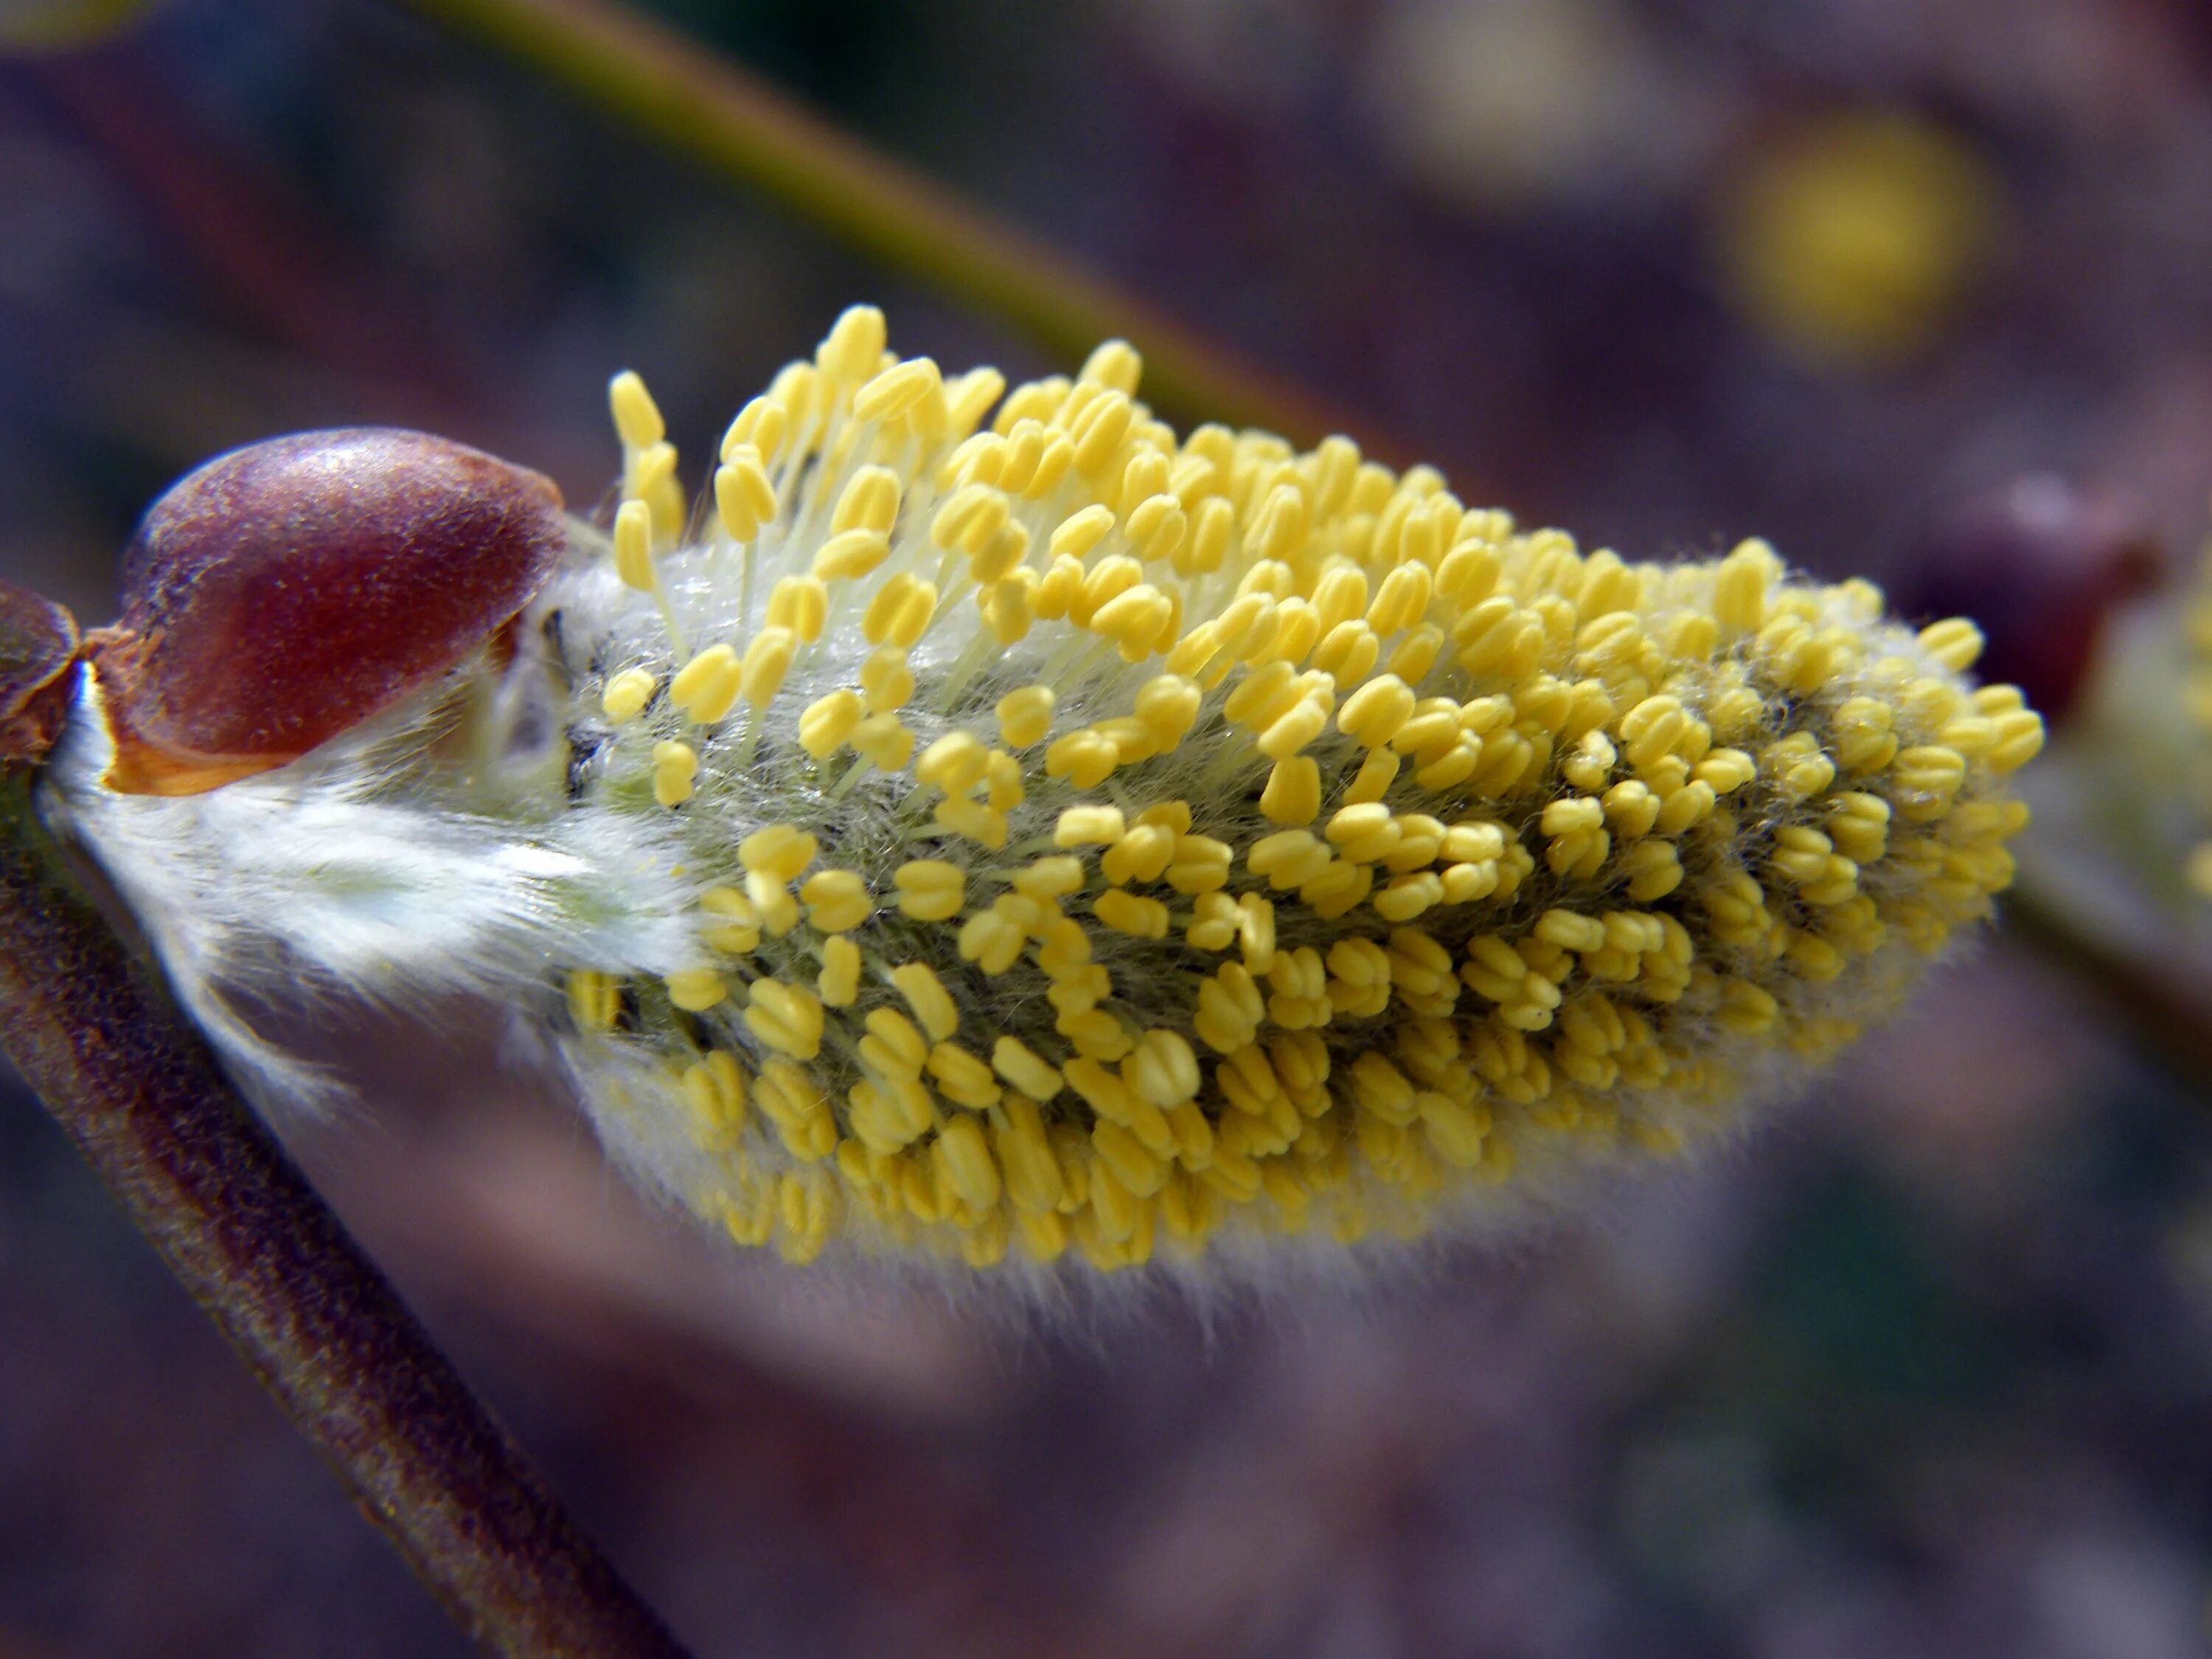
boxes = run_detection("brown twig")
[0,751,689,1657]
[394,0,1380,453]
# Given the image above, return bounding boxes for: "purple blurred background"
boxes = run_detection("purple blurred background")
[5,1,2212,1654]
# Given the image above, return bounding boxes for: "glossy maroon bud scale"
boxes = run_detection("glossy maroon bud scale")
[85,428,566,795]
[1897,474,2159,725]
[0,580,81,769]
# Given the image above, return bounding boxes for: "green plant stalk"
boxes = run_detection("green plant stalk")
[396,0,1374,452]
[0,765,690,1659]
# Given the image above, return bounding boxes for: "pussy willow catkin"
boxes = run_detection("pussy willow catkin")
[50,307,2041,1284]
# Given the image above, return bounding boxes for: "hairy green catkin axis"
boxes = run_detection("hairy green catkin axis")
[49,310,2042,1290]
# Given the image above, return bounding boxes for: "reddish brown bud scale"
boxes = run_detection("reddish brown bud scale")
[0,580,82,769]
[86,429,566,795]
[1899,475,2159,725]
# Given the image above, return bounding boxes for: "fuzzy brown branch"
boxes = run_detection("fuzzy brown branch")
[0,602,689,1657]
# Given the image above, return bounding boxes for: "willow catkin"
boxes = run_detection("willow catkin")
[49,307,2041,1287]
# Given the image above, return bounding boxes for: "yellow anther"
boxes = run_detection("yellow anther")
[1695,748,1758,794]
[613,498,655,591]
[1069,391,1135,476]
[933,483,1009,554]
[887,580,940,650]
[850,647,911,714]
[853,355,942,423]
[738,627,796,706]
[1095,889,1170,937]
[801,869,870,933]
[716,453,777,541]
[980,571,1039,644]
[933,1115,1002,1211]
[698,886,762,954]
[721,396,789,463]
[746,978,824,1060]
[1712,538,1775,632]
[798,689,863,758]
[763,577,827,644]
[652,740,698,807]
[894,858,965,922]
[1619,695,1688,772]
[928,1038,1001,1107]
[892,961,961,1043]
[1257,755,1321,826]
[1542,796,1604,837]
[1049,503,1118,564]
[1044,729,1120,789]
[978,752,1026,814]
[1010,856,1083,902]
[860,1006,930,1079]
[681,1051,747,1149]
[816,304,888,383]
[1387,625,1444,684]
[1986,707,2044,772]
[1075,555,1143,626]
[1125,494,1187,565]
[1079,338,1144,394]
[936,796,1009,850]
[1389,702,1461,758]
[1421,1096,1492,1167]
[1918,616,1985,672]
[626,439,682,545]
[567,970,621,1032]
[1256,692,1332,760]
[812,528,890,581]
[1245,484,1310,566]
[1194,964,1265,1054]
[1535,909,1608,953]
[994,684,1057,749]
[1374,872,1444,922]
[1368,563,1435,635]
[601,667,655,723]
[1223,660,1301,730]
[666,967,728,1012]
[970,521,1032,585]
[669,644,744,725]
[1100,822,1176,886]
[1055,805,1126,847]
[1124,1029,1200,1108]
[850,712,914,771]
[1340,748,1398,807]
[818,935,862,1006]
[1248,830,1331,890]
[947,366,1006,437]
[992,1037,1064,1102]
[1436,538,1502,605]
[862,574,919,645]
[1090,582,1172,649]
[914,730,990,795]
[608,369,665,449]
[739,824,817,883]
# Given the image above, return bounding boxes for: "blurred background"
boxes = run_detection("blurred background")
[6,0,2212,1654]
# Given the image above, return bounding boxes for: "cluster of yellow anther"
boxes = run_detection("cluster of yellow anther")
[562,307,2040,1275]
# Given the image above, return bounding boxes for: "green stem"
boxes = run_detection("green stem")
[0,766,690,1659]
[394,0,1374,450]
[2000,876,2212,1094]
